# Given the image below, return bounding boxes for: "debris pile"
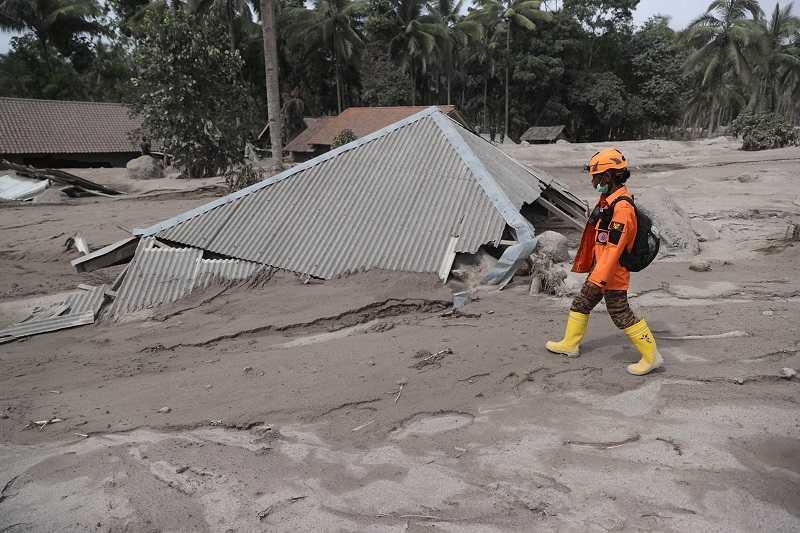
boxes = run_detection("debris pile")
[0,159,123,201]
[0,285,108,343]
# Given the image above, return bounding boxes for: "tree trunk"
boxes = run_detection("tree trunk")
[447,70,451,105]
[335,47,342,114]
[483,76,488,132]
[260,0,283,171]
[38,35,52,75]
[410,62,416,106]
[504,25,510,142]
[226,0,237,52]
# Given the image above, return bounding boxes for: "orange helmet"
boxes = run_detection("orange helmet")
[585,148,628,176]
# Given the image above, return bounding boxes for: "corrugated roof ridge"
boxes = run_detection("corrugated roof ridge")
[134,106,445,237]
[430,113,527,233]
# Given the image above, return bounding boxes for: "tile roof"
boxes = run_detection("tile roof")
[306,106,458,147]
[134,107,583,281]
[0,97,142,155]
[284,117,334,153]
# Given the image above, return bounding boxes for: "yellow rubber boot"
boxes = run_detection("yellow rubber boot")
[624,320,664,376]
[545,311,589,357]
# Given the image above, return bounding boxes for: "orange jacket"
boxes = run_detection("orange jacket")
[571,186,637,291]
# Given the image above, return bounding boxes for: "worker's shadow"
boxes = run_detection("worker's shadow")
[581,333,636,362]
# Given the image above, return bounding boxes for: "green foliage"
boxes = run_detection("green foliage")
[128,7,258,178]
[224,161,266,192]
[5,0,800,148]
[628,16,686,134]
[0,0,108,57]
[569,71,626,137]
[731,112,800,150]
[0,34,131,100]
[360,43,411,105]
[331,128,357,147]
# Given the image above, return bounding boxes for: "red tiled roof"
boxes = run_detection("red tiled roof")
[306,106,458,147]
[284,117,333,153]
[0,97,142,155]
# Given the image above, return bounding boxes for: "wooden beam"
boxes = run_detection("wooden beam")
[535,196,585,230]
[71,236,139,273]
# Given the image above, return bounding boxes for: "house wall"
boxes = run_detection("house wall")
[2,152,140,168]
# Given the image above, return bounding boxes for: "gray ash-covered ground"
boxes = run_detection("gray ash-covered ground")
[1,138,799,532]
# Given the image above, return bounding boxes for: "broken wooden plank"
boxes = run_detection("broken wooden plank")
[437,235,459,282]
[535,196,585,230]
[71,236,139,273]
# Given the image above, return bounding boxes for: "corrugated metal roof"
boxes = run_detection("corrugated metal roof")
[457,128,544,208]
[154,113,505,278]
[0,174,49,200]
[111,242,202,317]
[111,240,262,317]
[194,258,263,289]
[137,109,524,278]
[0,284,107,342]
[133,107,583,282]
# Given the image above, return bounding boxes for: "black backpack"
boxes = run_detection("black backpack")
[608,196,660,272]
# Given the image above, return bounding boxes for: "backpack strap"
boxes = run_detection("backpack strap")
[600,195,634,226]
[610,195,634,209]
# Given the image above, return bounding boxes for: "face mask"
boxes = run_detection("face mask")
[596,183,609,194]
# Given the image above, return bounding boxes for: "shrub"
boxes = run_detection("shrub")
[731,113,799,151]
[128,7,257,178]
[331,129,357,148]
[224,162,265,193]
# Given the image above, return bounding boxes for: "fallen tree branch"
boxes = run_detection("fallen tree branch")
[565,434,640,449]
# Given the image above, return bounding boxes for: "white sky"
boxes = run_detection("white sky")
[1,1,798,53]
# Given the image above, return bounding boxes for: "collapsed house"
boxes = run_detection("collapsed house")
[1,107,587,340]
[114,107,585,312]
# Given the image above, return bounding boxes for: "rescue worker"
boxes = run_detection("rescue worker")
[545,148,663,376]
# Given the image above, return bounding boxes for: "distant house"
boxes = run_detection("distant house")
[0,97,143,167]
[282,117,333,162]
[283,106,469,162]
[520,125,567,144]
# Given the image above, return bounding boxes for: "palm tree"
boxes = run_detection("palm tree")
[684,0,764,131]
[260,0,283,171]
[0,0,107,70]
[428,0,481,105]
[188,0,258,52]
[780,34,800,120]
[287,0,365,113]
[464,21,500,132]
[750,2,800,114]
[470,0,547,140]
[386,0,447,106]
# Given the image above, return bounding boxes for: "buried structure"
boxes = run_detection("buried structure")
[114,107,587,314]
[2,107,587,338]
